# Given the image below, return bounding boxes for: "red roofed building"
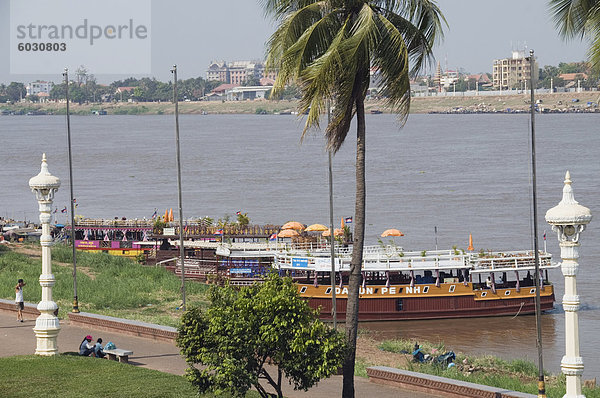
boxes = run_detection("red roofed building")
[559,73,588,82]
[211,84,237,95]
[259,77,275,86]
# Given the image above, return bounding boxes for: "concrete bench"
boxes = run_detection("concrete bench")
[103,348,133,363]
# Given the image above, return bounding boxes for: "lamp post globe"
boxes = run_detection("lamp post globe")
[545,171,592,398]
[28,154,61,356]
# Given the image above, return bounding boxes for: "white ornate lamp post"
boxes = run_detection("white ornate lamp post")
[29,154,61,356]
[545,171,592,398]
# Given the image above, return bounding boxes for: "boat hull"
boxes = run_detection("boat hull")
[299,283,555,321]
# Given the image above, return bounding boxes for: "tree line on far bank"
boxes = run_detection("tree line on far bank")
[0,60,595,106]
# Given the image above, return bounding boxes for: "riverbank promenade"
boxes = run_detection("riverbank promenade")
[0,309,436,398]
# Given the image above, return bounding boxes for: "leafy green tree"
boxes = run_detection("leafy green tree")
[263,1,444,395]
[177,274,347,398]
[243,75,262,86]
[50,83,66,100]
[6,82,26,102]
[236,212,250,226]
[550,1,600,73]
[69,85,86,104]
[558,61,588,74]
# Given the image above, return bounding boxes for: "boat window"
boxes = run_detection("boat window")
[325,287,331,294]
[422,286,429,294]
[481,292,487,297]
[448,285,455,293]
[504,290,511,296]
[530,288,536,294]
[299,286,307,294]
[396,299,403,311]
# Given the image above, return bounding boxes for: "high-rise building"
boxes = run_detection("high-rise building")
[206,60,278,85]
[492,51,538,90]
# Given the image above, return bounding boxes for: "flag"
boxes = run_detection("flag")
[61,206,67,213]
[236,211,241,216]
[269,233,277,241]
[214,229,223,235]
[543,231,546,240]
[344,217,353,224]
[151,209,157,219]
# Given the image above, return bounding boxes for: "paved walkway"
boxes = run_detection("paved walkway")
[0,310,437,398]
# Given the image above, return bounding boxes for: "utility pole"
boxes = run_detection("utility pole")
[529,49,546,398]
[171,65,186,312]
[327,100,337,330]
[63,68,79,313]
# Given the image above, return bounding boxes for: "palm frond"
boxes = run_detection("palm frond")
[267,4,340,98]
[261,0,322,19]
[373,13,411,121]
[297,16,352,139]
[549,0,598,38]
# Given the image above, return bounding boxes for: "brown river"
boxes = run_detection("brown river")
[1,112,598,378]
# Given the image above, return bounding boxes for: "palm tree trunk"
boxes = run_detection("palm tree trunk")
[342,96,366,398]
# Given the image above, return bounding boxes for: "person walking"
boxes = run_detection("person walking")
[15,279,26,322]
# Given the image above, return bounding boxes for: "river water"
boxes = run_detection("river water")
[1,113,599,378]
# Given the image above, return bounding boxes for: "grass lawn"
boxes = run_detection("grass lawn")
[0,243,210,327]
[0,355,199,398]
[370,338,600,398]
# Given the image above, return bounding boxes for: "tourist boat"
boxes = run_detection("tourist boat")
[276,244,557,321]
[68,218,156,259]
[154,231,557,321]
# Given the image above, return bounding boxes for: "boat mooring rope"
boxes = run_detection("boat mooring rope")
[512,302,525,319]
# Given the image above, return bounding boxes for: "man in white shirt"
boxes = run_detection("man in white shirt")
[15,279,26,322]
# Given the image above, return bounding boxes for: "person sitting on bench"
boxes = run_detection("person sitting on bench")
[94,338,105,358]
[79,335,95,357]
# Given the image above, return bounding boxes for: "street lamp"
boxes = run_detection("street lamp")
[29,154,61,356]
[545,171,592,398]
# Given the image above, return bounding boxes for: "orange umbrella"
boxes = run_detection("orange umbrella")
[381,229,404,237]
[322,228,343,237]
[467,234,474,251]
[278,229,299,238]
[164,209,169,222]
[281,221,304,230]
[305,223,329,232]
[169,208,174,222]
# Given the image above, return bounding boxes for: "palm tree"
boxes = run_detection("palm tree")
[263,1,444,396]
[550,0,600,72]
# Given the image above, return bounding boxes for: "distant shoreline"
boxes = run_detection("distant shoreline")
[2,91,599,116]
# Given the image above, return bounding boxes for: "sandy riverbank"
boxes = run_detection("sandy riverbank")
[1,91,599,116]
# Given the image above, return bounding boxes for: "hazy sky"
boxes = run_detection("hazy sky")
[0,0,591,84]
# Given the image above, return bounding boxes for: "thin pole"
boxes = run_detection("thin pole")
[171,65,186,311]
[64,68,79,313]
[327,100,337,330]
[529,49,546,398]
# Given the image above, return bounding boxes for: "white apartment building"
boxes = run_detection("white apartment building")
[26,80,54,96]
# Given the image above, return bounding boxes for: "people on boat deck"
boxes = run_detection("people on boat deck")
[79,335,95,357]
[485,276,492,289]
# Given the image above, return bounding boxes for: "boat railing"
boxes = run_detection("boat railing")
[276,248,470,272]
[469,252,554,272]
[76,219,155,227]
